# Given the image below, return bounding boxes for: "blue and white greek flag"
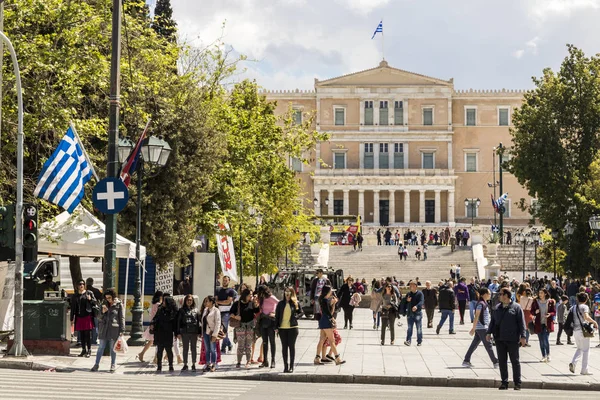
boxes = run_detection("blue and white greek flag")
[34,127,93,213]
[371,21,383,39]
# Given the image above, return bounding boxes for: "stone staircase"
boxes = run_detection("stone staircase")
[328,244,478,284]
[486,244,538,272]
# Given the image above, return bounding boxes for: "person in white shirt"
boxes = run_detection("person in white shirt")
[569,292,599,375]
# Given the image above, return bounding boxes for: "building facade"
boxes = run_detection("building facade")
[266,61,533,226]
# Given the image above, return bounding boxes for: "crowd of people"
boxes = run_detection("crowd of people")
[376,228,471,248]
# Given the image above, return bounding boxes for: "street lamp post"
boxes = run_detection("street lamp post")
[464,198,481,227]
[551,229,560,280]
[119,134,171,346]
[564,222,574,281]
[588,216,600,281]
[531,228,540,279]
[249,208,263,289]
[313,198,329,217]
[515,231,531,282]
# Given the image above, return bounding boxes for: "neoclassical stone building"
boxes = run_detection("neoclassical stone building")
[266,61,532,227]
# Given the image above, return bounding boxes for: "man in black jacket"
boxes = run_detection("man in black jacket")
[422,281,438,328]
[436,281,456,335]
[486,287,527,391]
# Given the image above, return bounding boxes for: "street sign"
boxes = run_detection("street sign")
[92,177,129,214]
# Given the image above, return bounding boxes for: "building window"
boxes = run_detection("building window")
[364,143,374,169]
[465,153,477,172]
[293,110,302,125]
[364,101,373,125]
[334,152,346,169]
[466,200,478,218]
[465,107,477,126]
[498,107,510,126]
[334,108,345,126]
[423,107,433,126]
[333,200,343,215]
[394,143,404,169]
[379,101,388,126]
[422,152,434,169]
[394,101,404,125]
[291,157,302,172]
[379,143,389,169]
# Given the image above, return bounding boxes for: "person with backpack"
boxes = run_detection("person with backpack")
[462,287,499,368]
[568,292,598,375]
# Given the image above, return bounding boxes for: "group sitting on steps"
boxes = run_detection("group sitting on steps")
[376,227,470,248]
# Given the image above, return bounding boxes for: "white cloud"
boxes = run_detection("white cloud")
[334,0,391,13]
[513,49,525,59]
[528,0,600,20]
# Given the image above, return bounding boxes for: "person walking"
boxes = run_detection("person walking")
[177,294,201,372]
[423,243,428,261]
[337,276,355,329]
[530,288,555,362]
[518,288,534,347]
[486,287,527,390]
[404,281,424,346]
[569,292,599,375]
[370,281,382,330]
[454,277,470,325]
[422,281,438,329]
[314,286,345,365]
[216,276,236,354]
[437,281,456,334]
[230,288,259,369]
[275,287,303,373]
[91,289,124,372]
[380,284,399,345]
[70,279,97,358]
[85,278,102,345]
[152,295,178,373]
[462,288,499,368]
[258,286,279,369]
[356,232,364,251]
[200,296,221,372]
[556,295,572,345]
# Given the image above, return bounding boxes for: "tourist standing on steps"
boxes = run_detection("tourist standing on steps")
[455,265,461,281]
[437,281,456,334]
[462,288,498,368]
[91,288,124,373]
[380,284,399,345]
[462,229,470,246]
[454,277,470,325]
[370,281,382,330]
[377,229,382,246]
[275,287,303,373]
[569,292,599,375]
[337,276,356,329]
[404,281,424,346]
[176,294,201,372]
[356,232,364,251]
[422,281,438,329]
[486,287,527,391]
[314,286,346,366]
[530,288,555,363]
[423,243,428,261]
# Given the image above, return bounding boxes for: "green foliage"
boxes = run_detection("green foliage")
[510,45,600,277]
[152,0,176,42]
[535,231,567,277]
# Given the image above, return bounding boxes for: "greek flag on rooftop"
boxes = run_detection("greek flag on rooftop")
[371,21,383,39]
[34,127,93,213]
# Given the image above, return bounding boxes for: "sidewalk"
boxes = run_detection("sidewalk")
[1,308,599,391]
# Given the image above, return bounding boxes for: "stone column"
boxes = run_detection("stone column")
[448,190,455,226]
[419,190,426,223]
[373,190,380,225]
[327,190,334,215]
[358,190,365,220]
[389,190,396,224]
[343,189,350,215]
[434,190,441,224]
[404,189,411,223]
[314,189,321,216]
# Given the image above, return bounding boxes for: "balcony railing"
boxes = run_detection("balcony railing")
[314,168,455,177]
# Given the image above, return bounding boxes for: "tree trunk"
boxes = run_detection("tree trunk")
[68,256,82,290]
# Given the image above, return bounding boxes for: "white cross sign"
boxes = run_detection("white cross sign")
[97,181,125,210]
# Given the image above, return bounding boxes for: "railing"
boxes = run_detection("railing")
[314,168,455,177]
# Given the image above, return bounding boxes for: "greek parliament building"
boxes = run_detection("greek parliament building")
[266,61,533,227]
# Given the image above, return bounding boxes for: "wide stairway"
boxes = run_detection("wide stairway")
[328,244,478,284]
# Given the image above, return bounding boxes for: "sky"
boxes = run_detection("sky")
[164,0,600,91]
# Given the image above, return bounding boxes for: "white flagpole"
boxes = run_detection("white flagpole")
[69,122,100,182]
[382,19,385,60]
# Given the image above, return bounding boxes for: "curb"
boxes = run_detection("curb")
[0,359,73,373]
[212,373,599,391]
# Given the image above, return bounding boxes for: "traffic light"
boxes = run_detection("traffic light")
[0,204,16,262]
[23,203,38,263]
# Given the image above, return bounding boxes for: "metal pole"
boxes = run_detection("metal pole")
[0,1,4,162]
[128,161,144,346]
[522,238,526,282]
[103,0,122,291]
[285,248,288,269]
[0,31,27,356]
[492,148,497,228]
[534,241,538,279]
[239,230,243,286]
[255,238,259,289]
[498,143,504,245]
[553,238,557,280]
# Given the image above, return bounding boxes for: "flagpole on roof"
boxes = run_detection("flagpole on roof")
[69,122,100,182]
[382,18,384,60]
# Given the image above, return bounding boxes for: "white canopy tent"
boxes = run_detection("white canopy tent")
[39,205,146,260]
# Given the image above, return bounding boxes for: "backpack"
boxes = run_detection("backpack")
[563,306,575,337]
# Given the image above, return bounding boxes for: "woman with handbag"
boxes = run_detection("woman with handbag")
[275,287,303,373]
[530,288,556,362]
[137,291,162,363]
[200,296,221,372]
[70,279,97,358]
[230,289,259,369]
[176,294,201,372]
[569,292,599,375]
[314,286,345,366]
[380,284,399,345]
[91,288,124,372]
[152,295,178,373]
[257,286,279,369]
[519,289,534,347]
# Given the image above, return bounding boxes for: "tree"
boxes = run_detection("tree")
[152,0,176,42]
[510,45,600,278]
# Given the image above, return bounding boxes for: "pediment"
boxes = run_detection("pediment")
[316,61,452,88]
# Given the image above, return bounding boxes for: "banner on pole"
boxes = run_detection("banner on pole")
[216,222,238,282]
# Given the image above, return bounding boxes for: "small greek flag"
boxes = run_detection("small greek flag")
[371,20,383,39]
[34,126,95,213]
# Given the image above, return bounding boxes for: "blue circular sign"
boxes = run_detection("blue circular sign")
[92,177,129,214]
